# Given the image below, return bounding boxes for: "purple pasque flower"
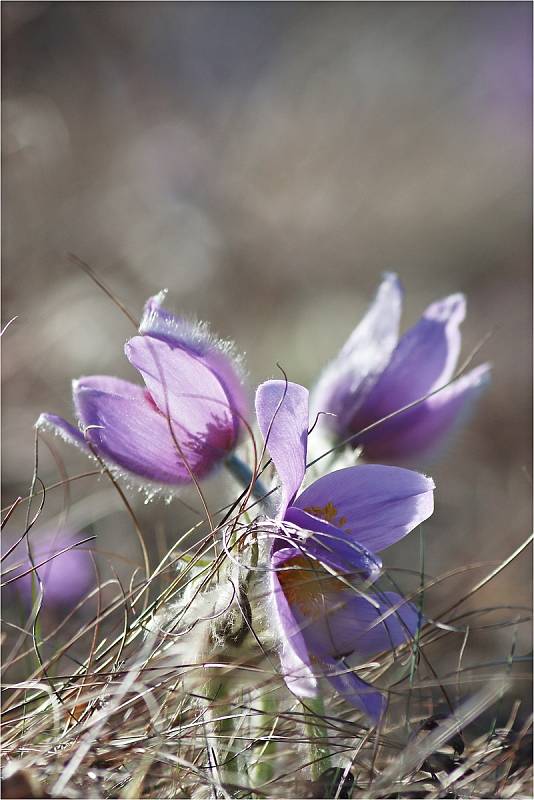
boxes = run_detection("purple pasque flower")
[311,274,491,462]
[37,291,247,487]
[2,528,94,611]
[255,379,434,722]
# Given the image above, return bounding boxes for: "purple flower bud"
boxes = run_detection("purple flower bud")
[311,274,491,462]
[37,292,247,487]
[2,529,94,611]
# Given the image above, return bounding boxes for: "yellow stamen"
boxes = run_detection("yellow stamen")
[303,501,350,532]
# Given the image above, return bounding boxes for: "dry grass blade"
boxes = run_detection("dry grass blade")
[375,678,512,792]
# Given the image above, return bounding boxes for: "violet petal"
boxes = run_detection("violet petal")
[292,464,434,552]
[36,412,88,451]
[291,589,422,662]
[3,530,94,609]
[349,293,466,433]
[255,380,309,517]
[355,363,491,461]
[311,273,403,433]
[272,547,388,720]
[284,506,383,580]
[271,547,318,697]
[125,335,239,456]
[322,658,387,722]
[73,377,205,483]
[139,292,248,421]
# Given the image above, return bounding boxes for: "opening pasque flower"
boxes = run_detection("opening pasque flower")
[256,380,435,721]
[311,274,491,462]
[37,291,247,487]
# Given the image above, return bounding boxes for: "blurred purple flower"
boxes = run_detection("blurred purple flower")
[2,529,93,611]
[311,274,491,462]
[256,380,434,722]
[37,291,247,487]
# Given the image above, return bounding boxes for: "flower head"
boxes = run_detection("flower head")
[37,292,247,488]
[2,528,94,611]
[311,274,491,462]
[255,379,434,722]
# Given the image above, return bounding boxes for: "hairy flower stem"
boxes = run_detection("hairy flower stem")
[302,696,333,781]
[224,454,281,790]
[249,691,278,788]
[205,676,239,788]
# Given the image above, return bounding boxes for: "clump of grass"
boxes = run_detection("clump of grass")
[1,450,531,800]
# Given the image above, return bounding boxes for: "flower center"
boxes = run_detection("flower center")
[277,555,344,615]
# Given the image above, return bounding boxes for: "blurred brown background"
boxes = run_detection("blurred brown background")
[2,2,532,694]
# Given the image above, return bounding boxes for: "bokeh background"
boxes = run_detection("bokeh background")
[2,2,532,706]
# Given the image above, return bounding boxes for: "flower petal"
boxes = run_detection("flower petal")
[125,335,239,457]
[272,548,389,721]
[291,589,422,662]
[73,374,143,397]
[322,658,387,722]
[349,293,466,433]
[139,291,248,420]
[36,413,88,451]
[3,530,94,609]
[271,547,318,697]
[284,507,382,580]
[311,273,403,433]
[72,377,207,483]
[255,380,309,516]
[354,364,491,461]
[292,464,434,552]
[140,290,213,354]
[140,291,177,339]
[200,347,248,424]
